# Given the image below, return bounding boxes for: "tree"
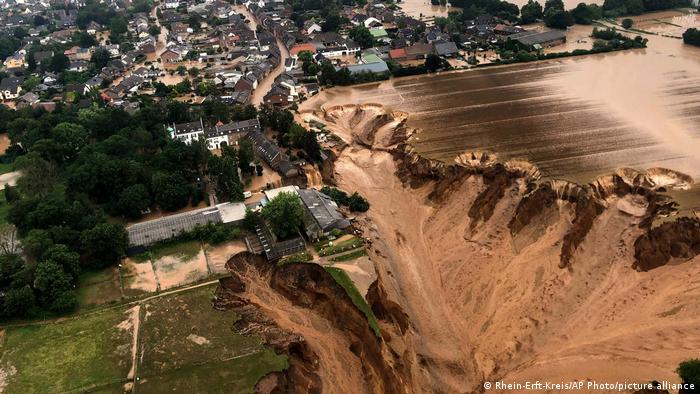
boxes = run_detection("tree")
[148,25,161,37]
[91,48,111,70]
[544,0,565,13]
[425,54,442,72]
[544,7,575,29]
[3,286,35,317]
[348,192,370,212]
[571,3,602,24]
[322,12,344,32]
[520,0,544,24]
[109,17,128,38]
[348,26,375,49]
[43,244,81,280]
[261,192,304,239]
[4,184,19,203]
[677,359,700,388]
[33,259,75,312]
[152,172,191,211]
[622,18,633,28]
[238,139,255,175]
[52,123,89,162]
[297,130,322,162]
[208,154,244,202]
[117,184,151,218]
[74,31,97,48]
[49,53,70,73]
[683,28,700,46]
[80,223,128,268]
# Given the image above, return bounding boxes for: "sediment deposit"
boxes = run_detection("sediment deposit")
[217,104,700,393]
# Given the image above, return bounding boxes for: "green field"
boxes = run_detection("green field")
[317,236,364,257]
[137,285,287,392]
[75,267,124,310]
[330,248,368,262]
[0,162,13,175]
[325,267,380,337]
[1,285,287,393]
[0,308,133,393]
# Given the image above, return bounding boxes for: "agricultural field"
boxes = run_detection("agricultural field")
[75,267,124,310]
[0,307,133,393]
[0,285,287,394]
[136,285,287,393]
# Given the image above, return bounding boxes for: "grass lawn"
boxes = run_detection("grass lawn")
[317,237,364,257]
[0,308,133,393]
[0,162,13,175]
[138,285,288,391]
[324,267,380,337]
[136,350,287,394]
[330,248,368,262]
[277,250,313,266]
[75,267,123,310]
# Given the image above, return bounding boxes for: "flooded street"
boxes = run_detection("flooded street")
[302,25,700,212]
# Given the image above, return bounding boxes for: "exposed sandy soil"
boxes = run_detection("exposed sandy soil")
[122,258,159,295]
[292,104,700,392]
[153,249,209,290]
[205,240,248,274]
[0,172,21,190]
[326,256,376,297]
[0,135,10,155]
[221,258,373,391]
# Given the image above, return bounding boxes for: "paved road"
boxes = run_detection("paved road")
[236,5,290,105]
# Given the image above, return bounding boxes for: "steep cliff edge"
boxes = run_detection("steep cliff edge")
[213,252,410,394]
[295,104,700,392]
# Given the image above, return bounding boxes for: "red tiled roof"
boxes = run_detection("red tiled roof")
[389,48,407,59]
[290,43,317,56]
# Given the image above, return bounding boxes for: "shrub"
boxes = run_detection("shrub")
[677,359,700,388]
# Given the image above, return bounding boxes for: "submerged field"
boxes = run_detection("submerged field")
[302,27,700,214]
[0,284,287,393]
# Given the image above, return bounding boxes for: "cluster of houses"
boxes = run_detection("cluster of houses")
[0,0,567,112]
[126,184,352,262]
[168,117,304,178]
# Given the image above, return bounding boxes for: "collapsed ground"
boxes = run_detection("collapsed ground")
[219,104,700,393]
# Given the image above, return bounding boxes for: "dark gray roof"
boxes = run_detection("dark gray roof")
[246,130,286,166]
[345,61,389,75]
[173,119,205,136]
[510,30,566,47]
[205,118,260,138]
[434,41,459,56]
[298,189,351,233]
[126,206,222,246]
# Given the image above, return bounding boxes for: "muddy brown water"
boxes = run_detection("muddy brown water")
[303,29,700,211]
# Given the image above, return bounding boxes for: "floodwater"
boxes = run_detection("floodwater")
[398,0,460,18]
[302,16,700,212]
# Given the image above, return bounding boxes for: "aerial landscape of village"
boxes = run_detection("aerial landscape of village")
[0,0,698,391]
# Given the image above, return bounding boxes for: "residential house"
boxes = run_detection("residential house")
[433,41,459,57]
[0,77,24,100]
[160,48,182,63]
[298,188,351,240]
[3,52,26,69]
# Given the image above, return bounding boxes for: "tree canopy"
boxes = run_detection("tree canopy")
[262,192,304,239]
